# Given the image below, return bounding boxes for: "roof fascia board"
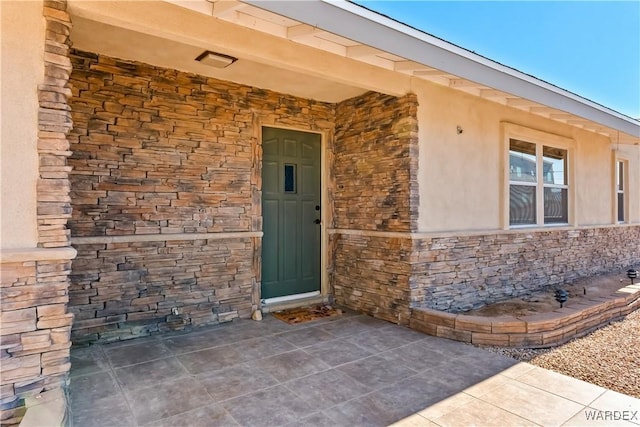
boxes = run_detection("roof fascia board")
[243,0,639,138]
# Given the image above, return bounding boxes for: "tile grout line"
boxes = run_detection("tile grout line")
[201,327,433,423]
[471,379,585,427]
[187,369,245,427]
[458,391,546,427]
[73,315,591,427]
[511,369,609,407]
[280,345,459,419]
[104,344,141,426]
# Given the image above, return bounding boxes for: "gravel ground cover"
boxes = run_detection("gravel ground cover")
[485,309,640,398]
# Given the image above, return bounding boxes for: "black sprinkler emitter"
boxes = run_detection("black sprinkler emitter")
[554,289,569,308]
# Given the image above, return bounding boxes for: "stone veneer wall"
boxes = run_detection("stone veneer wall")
[332,234,414,324]
[331,92,419,324]
[1,1,75,425]
[333,92,419,232]
[67,50,334,343]
[411,226,640,312]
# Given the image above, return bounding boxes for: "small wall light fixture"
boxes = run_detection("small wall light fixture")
[456,125,463,135]
[627,269,638,285]
[196,51,238,68]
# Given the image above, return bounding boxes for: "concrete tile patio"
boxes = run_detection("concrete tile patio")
[69,312,640,426]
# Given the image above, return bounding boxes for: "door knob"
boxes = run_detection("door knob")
[314,219,321,224]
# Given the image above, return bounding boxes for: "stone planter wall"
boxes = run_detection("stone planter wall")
[410,225,640,312]
[67,51,334,343]
[410,282,640,347]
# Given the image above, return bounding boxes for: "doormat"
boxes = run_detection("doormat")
[272,305,342,325]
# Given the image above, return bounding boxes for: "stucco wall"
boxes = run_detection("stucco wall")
[575,138,614,225]
[0,1,44,248]
[415,79,639,232]
[67,51,335,342]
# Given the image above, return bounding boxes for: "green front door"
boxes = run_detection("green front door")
[261,127,321,300]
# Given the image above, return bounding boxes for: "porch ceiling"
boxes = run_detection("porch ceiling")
[70,16,368,103]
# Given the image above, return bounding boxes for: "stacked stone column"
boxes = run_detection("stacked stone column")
[0,1,75,425]
[331,92,420,324]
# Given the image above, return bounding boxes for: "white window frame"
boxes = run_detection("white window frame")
[501,123,576,229]
[613,156,629,224]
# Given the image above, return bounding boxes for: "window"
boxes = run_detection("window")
[616,160,626,223]
[542,146,568,224]
[509,139,568,226]
[509,140,536,225]
[284,163,296,193]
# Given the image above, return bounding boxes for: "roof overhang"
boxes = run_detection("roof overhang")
[236,0,638,144]
[70,0,639,144]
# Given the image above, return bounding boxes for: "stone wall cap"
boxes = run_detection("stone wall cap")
[454,314,493,324]
[0,247,77,263]
[516,311,562,323]
[488,315,524,324]
[331,224,639,240]
[71,231,263,245]
[412,307,458,319]
[616,286,640,295]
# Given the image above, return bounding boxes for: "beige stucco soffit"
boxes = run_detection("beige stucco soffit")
[66,0,412,97]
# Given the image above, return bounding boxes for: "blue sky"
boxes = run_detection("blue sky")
[356,1,640,119]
